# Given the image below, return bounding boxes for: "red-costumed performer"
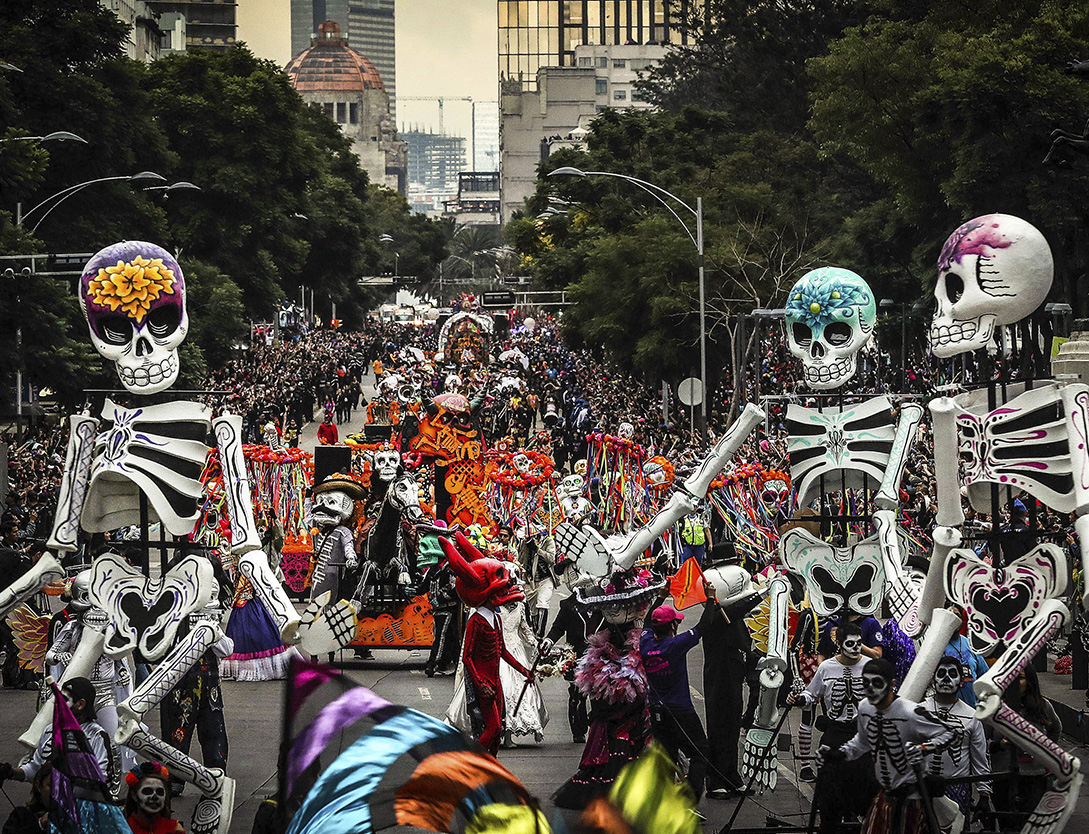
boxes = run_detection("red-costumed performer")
[439,531,533,756]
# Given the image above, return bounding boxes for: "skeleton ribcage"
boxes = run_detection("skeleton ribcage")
[954,382,1089,514]
[825,667,864,722]
[83,399,212,536]
[869,714,911,790]
[787,397,896,506]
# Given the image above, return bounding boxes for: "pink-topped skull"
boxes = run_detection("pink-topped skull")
[80,241,188,395]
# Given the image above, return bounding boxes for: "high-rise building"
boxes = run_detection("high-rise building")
[291,0,395,114]
[146,0,236,51]
[498,0,699,89]
[472,101,500,172]
[403,130,466,192]
[101,0,161,62]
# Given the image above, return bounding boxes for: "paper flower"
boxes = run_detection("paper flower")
[86,255,175,322]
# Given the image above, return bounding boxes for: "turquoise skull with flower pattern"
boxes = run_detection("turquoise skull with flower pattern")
[784,267,877,390]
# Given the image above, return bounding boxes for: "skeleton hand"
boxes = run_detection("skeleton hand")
[815,744,843,768]
[538,638,554,656]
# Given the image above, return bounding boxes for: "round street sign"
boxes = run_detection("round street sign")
[677,377,703,407]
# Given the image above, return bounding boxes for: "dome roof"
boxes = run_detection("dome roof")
[286,21,385,94]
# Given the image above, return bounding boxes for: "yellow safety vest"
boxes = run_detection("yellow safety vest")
[682,517,706,546]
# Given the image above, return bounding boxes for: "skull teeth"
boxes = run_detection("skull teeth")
[929,319,978,345]
[803,355,854,386]
[118,353,178,388]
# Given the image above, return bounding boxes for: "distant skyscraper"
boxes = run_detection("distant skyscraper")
[403,130,466,191]
[498,0,700,89]
[472,101,499,171]
[146,0,237,51]
[291,0,395,114]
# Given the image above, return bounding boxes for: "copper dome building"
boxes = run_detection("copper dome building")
[287,21,407,193]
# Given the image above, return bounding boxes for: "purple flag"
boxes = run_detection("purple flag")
[50,683,111,828]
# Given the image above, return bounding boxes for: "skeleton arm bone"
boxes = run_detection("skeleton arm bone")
[898,607,962,702]
[47,415,98,552]
[213,414,262,554]
[917,526,961,626]
[875,403,924,510]
[928,396,965,528]
[117,622,219,724]
[873,509,921,634]
[0,552,63,624]
[609,403,765,570]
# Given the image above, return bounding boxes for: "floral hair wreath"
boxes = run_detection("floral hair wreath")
[126,760,170,787]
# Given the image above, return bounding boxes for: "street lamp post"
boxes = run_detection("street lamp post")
[0,131,87,145]
[549,166,708,430]
[17,171,165,232]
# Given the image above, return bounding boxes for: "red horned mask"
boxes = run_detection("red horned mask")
[439,531,524,608]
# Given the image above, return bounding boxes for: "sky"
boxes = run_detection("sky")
[237,0,498,143]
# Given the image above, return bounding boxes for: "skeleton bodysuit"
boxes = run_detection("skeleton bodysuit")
[842,697,955,791]
[797,657,866,722]
[922,696,991,795]
[310,526,355,600]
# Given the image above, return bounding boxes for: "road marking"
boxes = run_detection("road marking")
[418,687,432,701]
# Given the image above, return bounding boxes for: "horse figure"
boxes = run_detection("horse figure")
[352,471,424,603]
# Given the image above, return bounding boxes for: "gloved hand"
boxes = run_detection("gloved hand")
[815,745,844,768]
[538,638,554,656]
[904,742,924,767]
[0,762,15,782]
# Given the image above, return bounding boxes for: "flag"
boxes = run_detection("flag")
[49,683,112,831]
[279,656,542,833]
[669,557,707,609]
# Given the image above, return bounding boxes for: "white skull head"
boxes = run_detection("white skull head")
[703,564,752,609]
[930,214,1054,358]
[373,448,401,483]
[312,489,354,528]
[70,569,93,611]
[618,421,634,439]
[558,473,585,500]
[80,241,188,395]
[512,453,531,474]
[785,267,876,390]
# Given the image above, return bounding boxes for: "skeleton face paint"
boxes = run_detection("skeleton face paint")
[862,671,892,705]
[933,662,963,696]
[136,779,167,815]
[840,635,863,661]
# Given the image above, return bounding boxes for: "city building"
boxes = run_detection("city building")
[498,0,699,89]
[286,21,407,193]
[472,101,500,172]
[447,172,501,228]
[403,130,466,192]
[101,0,161,62]
[146,0,236,51]
[290,0,396,114]
[500,41,665,221]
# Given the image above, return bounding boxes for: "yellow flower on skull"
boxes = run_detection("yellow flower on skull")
[87,255,175,323]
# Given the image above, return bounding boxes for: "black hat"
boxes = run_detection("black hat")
[706,540,739,567]
[61,676,98,718]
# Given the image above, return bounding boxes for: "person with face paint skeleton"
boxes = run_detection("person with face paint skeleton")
[824,658,956,834]
[124,761,183,834]
[922,657,992,822]
[786,623,880,832]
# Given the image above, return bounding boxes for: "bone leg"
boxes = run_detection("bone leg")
[917,526,961,626]
[740,575,788,794]
[239,550,301,644]
[46,415,98,553]
[975,601,1068,721]
[213,414,262,554]
[873,509,921,634]
[0,552,64,622]
[928,396,965,528]
[876,402,924,510]
[117,623,217,724]
[18,613,106,748]
[898,607,961,702]
[117,719,236,834]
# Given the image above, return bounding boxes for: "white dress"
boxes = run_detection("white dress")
[499,600,548,741]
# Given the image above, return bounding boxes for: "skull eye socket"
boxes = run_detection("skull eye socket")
[825,321,853,346]
[791,322,813,346]
[95,314,134,346]
[945,272,964,304]
[146,304,180,339]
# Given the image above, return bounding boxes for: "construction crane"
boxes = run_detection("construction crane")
[398,96,472,135]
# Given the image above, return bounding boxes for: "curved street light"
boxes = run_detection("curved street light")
[18,171,165,232]
[0,130,87,145]
[549,165,707,427]
[142,181,202,198]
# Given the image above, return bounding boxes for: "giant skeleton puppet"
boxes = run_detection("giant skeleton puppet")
[1,243,355,834]
[757,267,926,793]
[904,215,1085,834]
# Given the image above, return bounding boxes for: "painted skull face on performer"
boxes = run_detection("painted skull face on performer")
[861,663,893,705]
[137,778,168,815]
[933,657,964,696]
[785,267,876,390]
[840,634,864,662]
[80,241,188,395]
[930,214,1054,357]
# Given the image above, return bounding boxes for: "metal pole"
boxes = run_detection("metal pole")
[697,196,707,433]
[901,307,907,392]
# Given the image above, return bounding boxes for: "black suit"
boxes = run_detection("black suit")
[702,607,750,791]
[547,595,603,741]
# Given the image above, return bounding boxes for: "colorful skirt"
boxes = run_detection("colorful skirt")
[221,597,299,681]
[553,698,650,809]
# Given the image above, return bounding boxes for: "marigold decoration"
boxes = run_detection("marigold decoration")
[86,255,176,322]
